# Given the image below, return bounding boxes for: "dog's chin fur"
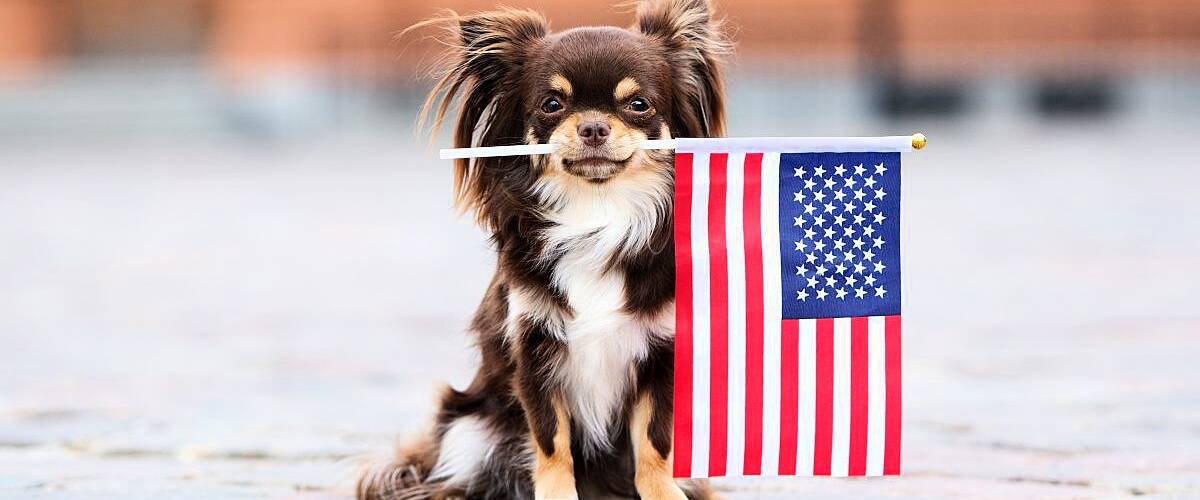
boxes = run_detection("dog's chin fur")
[359,1,728,499]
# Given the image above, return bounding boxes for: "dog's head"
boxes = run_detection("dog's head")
[419,0,728,228]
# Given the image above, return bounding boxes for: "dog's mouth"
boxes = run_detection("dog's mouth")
[560,156,630,182]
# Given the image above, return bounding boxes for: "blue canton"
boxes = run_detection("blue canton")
[778,152,901,319]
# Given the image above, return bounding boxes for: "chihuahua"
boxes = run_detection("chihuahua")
[359,1,728,498]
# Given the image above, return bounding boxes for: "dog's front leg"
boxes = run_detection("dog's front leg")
[514,322,577,500]
[631,348,688,500]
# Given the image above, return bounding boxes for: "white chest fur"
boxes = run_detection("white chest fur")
[533,169,674,452]
[553,248,649,452]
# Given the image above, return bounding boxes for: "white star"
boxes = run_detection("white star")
[855,287,867,298]
[854,189,866,201]
[793,216,803,226]
[824,252,836,263]
[797,289,808,301]
[874,188,887,200]
[874,162,887,176]
[853,213,865,225]
[852,237,865,249]
[794,167,805,177]
[814,165,826,177]
[816,289,828,300]
[873,237,885,248]
[814,240,826,251]
[865,274,877,286]
[803,227,816,240]
[814,191,827,203]
[874,286,887,298]
[863,248,876,261]
[833,239,845,250]
[854,262,866,274]
[813,214,826,226]
[833,190,846,202]
[793,191,804,202]
[803,203,816,215]
[815,264,827,275]
[864,176,877,188]
[835,263,847,274]
[804,178,816,191]
[854,163,867,176]
[835,288,848,299]
[843,251,856,262]
[845,275,858,287]
[843,201,856,213]
[874,212,886,224]
[844,177,858,189]
[805,253,817,264]
[794,240,806,251]
[834,164,847,176]
[863,200,876,212]
[825,275,836,288]
[823,178,836,190]
[807,276,819,288]
[863,226,876,237]
[796,265,806,275]
[824,203,835,214]
[842,226,856,238]
[874,261,886,273]
[834,214,846,226]
[823,227,836,239]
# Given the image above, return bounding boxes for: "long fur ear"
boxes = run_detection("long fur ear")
[411,9,549,219]
[633,0,729,138]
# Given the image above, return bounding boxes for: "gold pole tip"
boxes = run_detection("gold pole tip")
[911,132,928,150]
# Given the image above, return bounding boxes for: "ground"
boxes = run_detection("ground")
[1,120,1198,498]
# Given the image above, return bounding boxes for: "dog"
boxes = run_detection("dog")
[359,1,728,498]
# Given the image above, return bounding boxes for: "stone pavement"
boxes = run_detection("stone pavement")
[1,124,1198,498]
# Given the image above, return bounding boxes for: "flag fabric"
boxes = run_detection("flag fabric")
[672,140,902,479]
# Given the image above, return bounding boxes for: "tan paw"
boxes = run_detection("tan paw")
[534,485,579,500]
[533,466,578,500]
[636,477,688,500]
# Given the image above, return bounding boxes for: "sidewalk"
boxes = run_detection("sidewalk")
[1,126,1197,498]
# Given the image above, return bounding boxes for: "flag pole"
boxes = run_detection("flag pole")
[438,134,927,160]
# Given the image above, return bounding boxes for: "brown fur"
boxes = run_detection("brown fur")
[359,1,728,499]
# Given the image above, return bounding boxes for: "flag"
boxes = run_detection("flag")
[672,140,902,479]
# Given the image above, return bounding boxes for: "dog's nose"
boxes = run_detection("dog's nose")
[577,121,610,147]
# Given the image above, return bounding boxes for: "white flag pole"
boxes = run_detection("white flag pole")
[439,134,926,160]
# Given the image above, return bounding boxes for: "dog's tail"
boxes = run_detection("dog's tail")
[355,433,441,500]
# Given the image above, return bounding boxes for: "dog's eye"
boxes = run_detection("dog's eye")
[627,98,651,113]
[540,97,564,114]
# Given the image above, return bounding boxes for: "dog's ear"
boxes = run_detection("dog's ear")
[415,9,549,218]
[633,0,729,138]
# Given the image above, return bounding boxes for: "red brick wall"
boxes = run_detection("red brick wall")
[3,0,1199,77]
[0,0,60,78]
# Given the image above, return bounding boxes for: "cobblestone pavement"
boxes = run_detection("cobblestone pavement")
[1,123,1198,498]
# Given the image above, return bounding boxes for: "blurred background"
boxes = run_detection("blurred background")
[1,1,1198,498]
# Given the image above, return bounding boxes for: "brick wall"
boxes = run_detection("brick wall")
[3,0,1198,78]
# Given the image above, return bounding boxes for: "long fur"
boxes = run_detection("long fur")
[360,1,729,499]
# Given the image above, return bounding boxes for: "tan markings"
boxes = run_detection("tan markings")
[533,398,578,500]
[550,74,573,96]
[614,77,641,102]
[631,395,687,500]
[608,116,647,163]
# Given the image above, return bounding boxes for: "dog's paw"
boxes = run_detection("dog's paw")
[533,469,578,500]
[635,478,688,500]
[534,489,579,500]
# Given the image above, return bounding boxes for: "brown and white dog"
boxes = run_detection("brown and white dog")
[359,1,728,498]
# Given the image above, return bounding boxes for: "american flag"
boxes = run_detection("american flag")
[672,141,902,479]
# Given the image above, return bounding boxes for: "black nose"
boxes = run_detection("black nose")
[577,121,610,147]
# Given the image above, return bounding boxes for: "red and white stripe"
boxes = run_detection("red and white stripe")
[673,150,901,478]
